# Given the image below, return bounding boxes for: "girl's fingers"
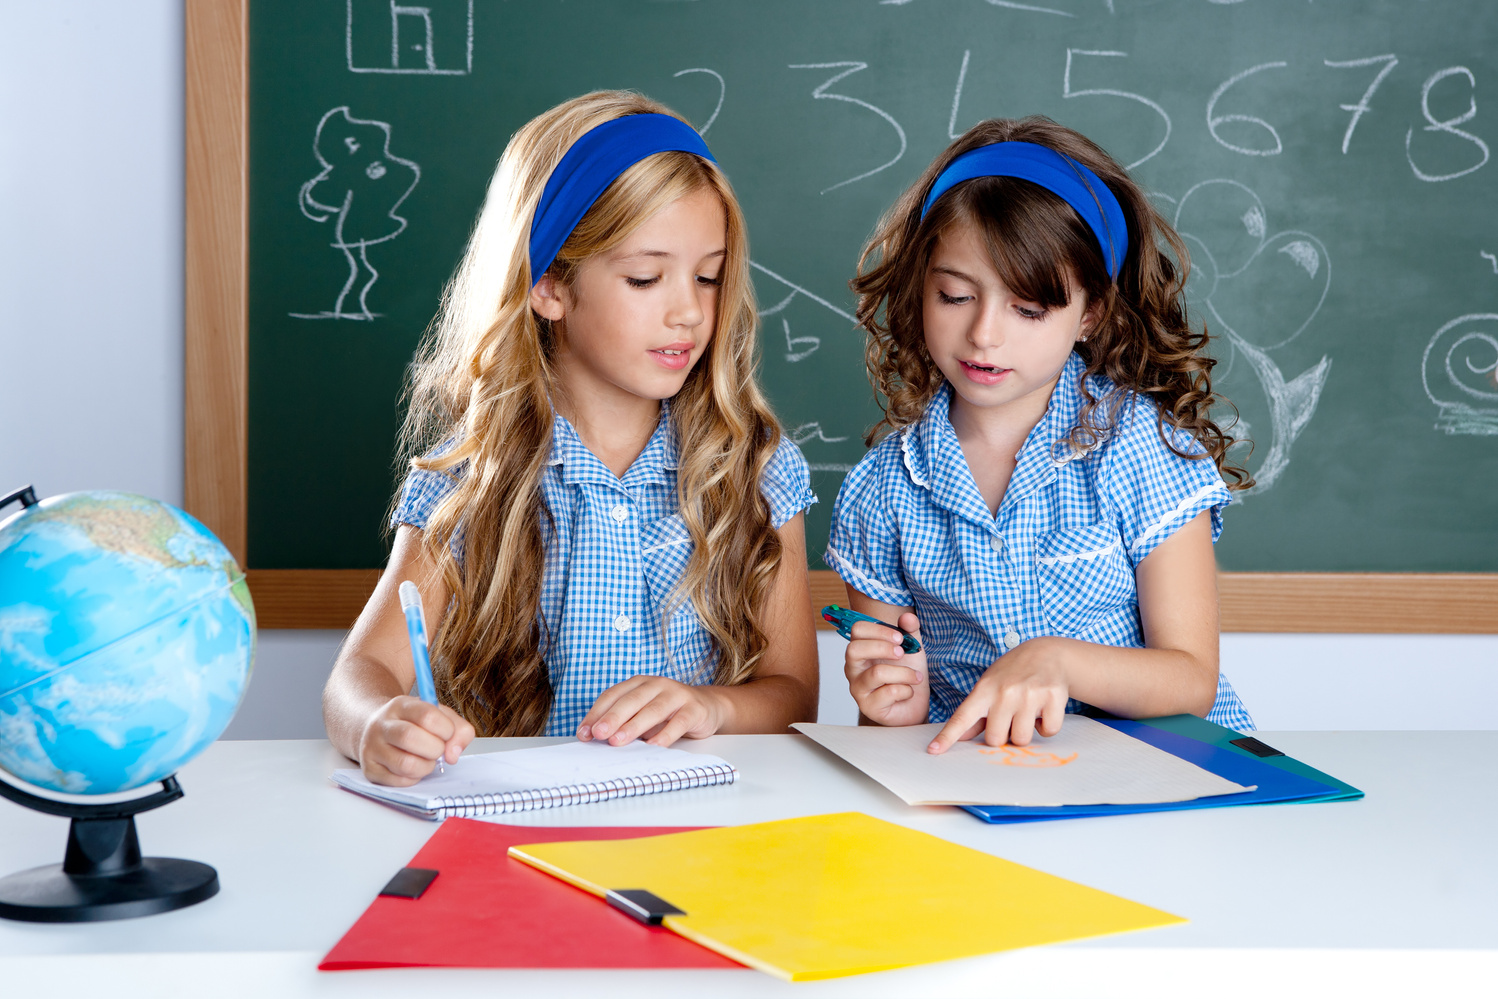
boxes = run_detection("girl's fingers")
[578,677,647,734]
[645,709,698,748]
[929,699,986,754]
[586,681,660,740]
[848,663,922,699]
[1037,697,1066,739]
[1007,704,1038,747]
[605,690,684,745]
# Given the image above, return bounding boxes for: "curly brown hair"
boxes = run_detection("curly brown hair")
[852,116,1252,489]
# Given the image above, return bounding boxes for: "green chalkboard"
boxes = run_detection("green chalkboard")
[248,0,1498,573]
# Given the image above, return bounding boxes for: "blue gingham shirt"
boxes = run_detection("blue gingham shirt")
[392,403,816,736]
[827,351,1254,732]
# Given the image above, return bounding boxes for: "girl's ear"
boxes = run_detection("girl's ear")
[1079,295,1104,341]
[530,274,567,322]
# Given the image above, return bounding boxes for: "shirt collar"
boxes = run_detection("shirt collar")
[546,400,678,487]
[903,351,1092,523]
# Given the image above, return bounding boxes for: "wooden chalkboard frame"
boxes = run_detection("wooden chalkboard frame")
[185,0,1498,632]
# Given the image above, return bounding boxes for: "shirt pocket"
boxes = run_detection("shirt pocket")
[640,514,715,681]
[1033,522,1136,635]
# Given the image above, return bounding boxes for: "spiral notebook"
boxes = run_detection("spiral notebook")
[330,741,738,820]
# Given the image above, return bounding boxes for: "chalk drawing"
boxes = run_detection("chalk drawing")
[882,0,1074,13]
[780,319,821,363]
[1063,49,1171,169]
[1482,251,1498,274]
[673,68,725,135]
[1174,179,1332,496]
[1422,314,1498,435]
[292,107,420,321]
[751,260,858,325]
[1406,67,1489,182]
[790,423,850,445]
[1207,62,1288,157]
[347,0,472,76]
[948,49,972,140]
[1324,54,1398,154]
[788,62,907,193]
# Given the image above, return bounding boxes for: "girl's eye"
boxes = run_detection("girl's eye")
[696,273,723,287]
[625,276,660,288]
[936,289,972,306]
[1015,304,1049,320]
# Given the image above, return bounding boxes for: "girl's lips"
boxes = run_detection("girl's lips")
[650,346,694,370]
[959,359,1008,385]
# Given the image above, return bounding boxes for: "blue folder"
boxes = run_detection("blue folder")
[962,717,1362,824]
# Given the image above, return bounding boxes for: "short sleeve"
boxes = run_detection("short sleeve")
[760,436,818,529]
[390,465,460,531]
[824,444,914,607]
[1102,396,1233,566]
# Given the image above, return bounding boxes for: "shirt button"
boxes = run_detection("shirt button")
[610,505,629,523]
[1004,630,1022,649]
[989,535,1005,552]
[613,614,632,633]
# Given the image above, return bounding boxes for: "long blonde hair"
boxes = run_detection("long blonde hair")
[398,91,785,736]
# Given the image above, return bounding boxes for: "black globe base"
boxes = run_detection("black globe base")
[0,854,218,923]
[0,773,219,922]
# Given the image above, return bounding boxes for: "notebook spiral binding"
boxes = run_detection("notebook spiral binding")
[431,763,738,817]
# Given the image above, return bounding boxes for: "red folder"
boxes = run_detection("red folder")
[319,818,741,970]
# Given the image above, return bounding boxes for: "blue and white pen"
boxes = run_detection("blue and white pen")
[398,580,445,774]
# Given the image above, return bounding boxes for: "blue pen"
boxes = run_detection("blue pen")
[398,580,445,774]
[821,604,921,655]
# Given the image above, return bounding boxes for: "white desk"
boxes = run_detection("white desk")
[1,733,1493,997]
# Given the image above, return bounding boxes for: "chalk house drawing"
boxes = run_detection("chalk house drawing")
[292,107,420,322]
[1422,314,1498,434]
[1168,180,1333,498]
[347,0,473,76]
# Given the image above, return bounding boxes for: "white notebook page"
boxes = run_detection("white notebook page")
[331,740,733,810]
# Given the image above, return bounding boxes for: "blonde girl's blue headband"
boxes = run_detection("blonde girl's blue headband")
[528,113,715,286]
[920,141,1128,281]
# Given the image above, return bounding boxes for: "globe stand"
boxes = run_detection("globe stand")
[0,774,219,922]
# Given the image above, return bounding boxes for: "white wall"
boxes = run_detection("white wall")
[3,1,1492,741]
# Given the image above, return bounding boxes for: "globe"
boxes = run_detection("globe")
[0,491,255,795]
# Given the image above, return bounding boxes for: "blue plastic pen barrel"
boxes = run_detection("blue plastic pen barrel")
[397,581,439,705]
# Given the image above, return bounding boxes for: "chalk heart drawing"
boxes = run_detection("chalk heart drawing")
[1422,313,1498,435]
[978,746,1078,768]
[293,107,420,321]
[1173,180,1332,497]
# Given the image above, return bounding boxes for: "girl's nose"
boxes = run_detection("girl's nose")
[968,304,1005,348]
[665,275,706,329]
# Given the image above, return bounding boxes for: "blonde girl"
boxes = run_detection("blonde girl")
[324,92,818,785]
[828,117,1255,753]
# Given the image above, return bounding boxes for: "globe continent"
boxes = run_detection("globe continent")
[0,492,255,794]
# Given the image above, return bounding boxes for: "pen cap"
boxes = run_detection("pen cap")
[398,580,424,617]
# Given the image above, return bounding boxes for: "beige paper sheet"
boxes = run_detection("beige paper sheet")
[792,716,1251,806]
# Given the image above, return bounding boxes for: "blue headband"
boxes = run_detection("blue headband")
[920,141,1128,281]
[528,113,715,286]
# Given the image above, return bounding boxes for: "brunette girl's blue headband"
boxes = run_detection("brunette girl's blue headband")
[528,113,715,286]
[920,141,1128,281]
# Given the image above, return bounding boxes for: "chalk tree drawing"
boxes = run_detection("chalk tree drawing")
[1422,314,1498,435]
[1171,179,1333,497]
[292,107,420,321]
[347,0,473,76]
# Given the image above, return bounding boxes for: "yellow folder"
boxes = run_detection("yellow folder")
[509,811,1183,981]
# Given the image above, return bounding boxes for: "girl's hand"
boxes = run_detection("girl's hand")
[846,611,930,727]
[358,695,476,786]
[578,676,730,747]
[928,637,1070,754]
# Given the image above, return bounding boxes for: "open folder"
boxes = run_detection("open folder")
[509,811,1184,981]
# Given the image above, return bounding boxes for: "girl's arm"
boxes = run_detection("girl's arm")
[928,510,1220,753]
[322,526,475,784]
[578,513,820,746]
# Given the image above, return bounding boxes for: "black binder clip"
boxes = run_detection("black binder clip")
[606,888,684,925]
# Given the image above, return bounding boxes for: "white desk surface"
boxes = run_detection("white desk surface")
[1,732,1493,997]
